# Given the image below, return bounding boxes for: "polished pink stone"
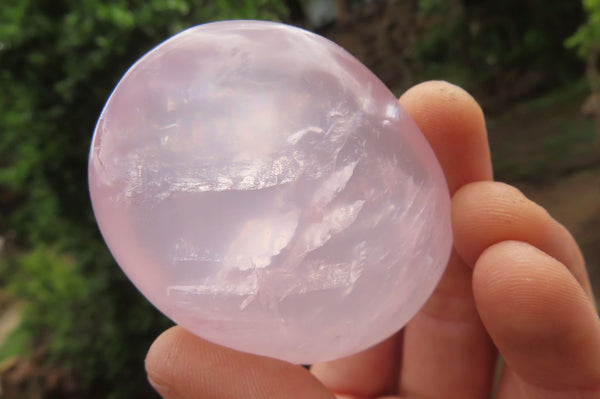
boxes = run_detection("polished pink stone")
[88,20,452,364]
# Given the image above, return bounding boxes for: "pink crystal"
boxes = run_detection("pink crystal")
[88,20,452,364]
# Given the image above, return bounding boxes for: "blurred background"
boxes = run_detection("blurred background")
[0,0,598,397]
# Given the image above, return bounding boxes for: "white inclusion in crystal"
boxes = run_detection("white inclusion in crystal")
[304,262,355,291]
[359,83,375,113]
[167,273,258,298]
[302,200,365,253]
[360,96,374,113]
[286,126,324,145]
[239,293,255,310]
[311,160,358,206]
[238,174,258,190]
[158,123,179,131]
[298,252,365,294]
[216,175,234,190]
[384,103,400,120]
[223,210,300,270]
[172,238,200,262]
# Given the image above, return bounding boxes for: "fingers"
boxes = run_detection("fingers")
[399,81,497,399]
[452,181,592,297]
[454,181,600,398]
[145,327,334,399]
[473,241,600,398]
[310,335,402,398]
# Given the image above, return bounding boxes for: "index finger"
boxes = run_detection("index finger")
[400,81,493,193]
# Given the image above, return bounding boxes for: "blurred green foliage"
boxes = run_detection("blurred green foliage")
[565,0,600,147]
[0,1,288,398]
[566,0,600,58]
[416,0,584,99]
[464,1,581,70]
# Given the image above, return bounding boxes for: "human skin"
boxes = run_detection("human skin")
[144,81,600,399]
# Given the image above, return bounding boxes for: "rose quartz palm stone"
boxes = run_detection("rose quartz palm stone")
[88,20,452,364]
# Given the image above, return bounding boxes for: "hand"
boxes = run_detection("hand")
[144,81,600,399]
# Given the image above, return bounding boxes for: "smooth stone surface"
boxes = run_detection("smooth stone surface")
[89,20,452,364]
